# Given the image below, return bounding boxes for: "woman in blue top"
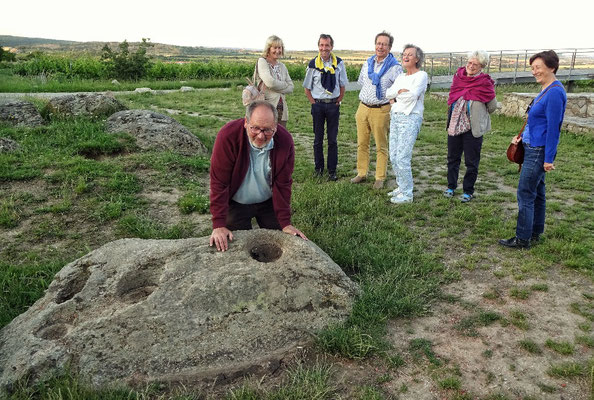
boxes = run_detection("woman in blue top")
[499,50,567,249]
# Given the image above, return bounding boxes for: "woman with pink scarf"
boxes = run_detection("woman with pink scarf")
[444,51,497,203]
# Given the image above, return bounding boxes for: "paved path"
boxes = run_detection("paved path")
[428,68,594,89]
[2,69,592,100]
[342,69,594,91]
[0,87,228,102]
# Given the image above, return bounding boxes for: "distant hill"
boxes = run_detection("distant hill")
[0,35,78,47]
[0,35,264,60]
[0,35,369,64]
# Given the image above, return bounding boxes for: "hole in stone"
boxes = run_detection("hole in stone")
[55,263,92,304]
[119,285,157,303]
[35,324,69,340]
[249,243,283,263]
[116,268,160,303]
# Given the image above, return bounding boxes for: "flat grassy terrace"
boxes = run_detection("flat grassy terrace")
[1,84,593,399]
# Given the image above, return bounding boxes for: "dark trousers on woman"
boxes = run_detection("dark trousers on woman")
[311,101,340,173]
[226,199,281,231]
[516,144,546,240]
[447,130,483,195]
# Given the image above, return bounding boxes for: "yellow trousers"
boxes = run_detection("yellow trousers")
[355,102,391,181]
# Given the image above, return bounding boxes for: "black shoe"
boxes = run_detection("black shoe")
[328,171,338,181]
[531,234,541,244]
[498,236,530,249]
[314,168,324,178]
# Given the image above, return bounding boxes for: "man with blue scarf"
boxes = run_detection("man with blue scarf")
[303,34,348,181]
[351,31,402,189]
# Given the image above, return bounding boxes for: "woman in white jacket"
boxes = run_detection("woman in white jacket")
[385,44,428,203]
[256,36,294,127]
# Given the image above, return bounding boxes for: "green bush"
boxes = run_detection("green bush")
[101,38,153,80]
[7,50,362,83]
[0,45,16,62]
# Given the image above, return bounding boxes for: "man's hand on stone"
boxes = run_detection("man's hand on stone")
[210,227,234,252]
[282,225,308,240]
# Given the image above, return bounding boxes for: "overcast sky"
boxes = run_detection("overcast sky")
[3,0,591,53]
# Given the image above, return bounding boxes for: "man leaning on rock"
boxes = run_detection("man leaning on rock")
[352,31,402,189]
[209,101,308,252]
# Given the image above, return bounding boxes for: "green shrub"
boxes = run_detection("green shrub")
[101,38,153,80]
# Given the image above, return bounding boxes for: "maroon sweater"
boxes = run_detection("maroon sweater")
[209,118,295,229]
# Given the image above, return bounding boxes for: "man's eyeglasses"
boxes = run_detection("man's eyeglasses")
[248,125,276,137]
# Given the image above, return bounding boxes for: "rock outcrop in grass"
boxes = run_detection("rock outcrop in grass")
[0,230,357,394]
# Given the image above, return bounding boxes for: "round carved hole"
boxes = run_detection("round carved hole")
[119,285,157,303]
[36,324,69,340]
[55,264,91,304]
[249,243,282,263]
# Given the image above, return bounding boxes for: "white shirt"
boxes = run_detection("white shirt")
[385,71,428,116]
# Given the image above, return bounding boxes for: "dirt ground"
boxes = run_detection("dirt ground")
[284,123,593,399]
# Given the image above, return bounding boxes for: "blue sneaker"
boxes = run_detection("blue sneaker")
[443,188,454,198]
[460,193,473,203]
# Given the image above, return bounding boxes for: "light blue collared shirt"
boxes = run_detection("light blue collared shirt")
[302,58,348,99]
[358,56,402,105]
[232,137,274,204]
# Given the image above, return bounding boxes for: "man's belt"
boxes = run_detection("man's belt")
[315,98,339,104]
[362,102,389,108]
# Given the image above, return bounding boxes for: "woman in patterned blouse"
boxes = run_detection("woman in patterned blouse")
[444,50,497,203]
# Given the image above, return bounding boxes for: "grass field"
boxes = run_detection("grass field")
[1,82,593,399]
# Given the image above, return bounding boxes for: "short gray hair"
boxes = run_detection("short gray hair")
[468,50,489,67]
[246,100,278,122]
[403,44,424,69]
[263,35,284,58]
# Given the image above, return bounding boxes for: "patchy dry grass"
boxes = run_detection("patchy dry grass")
[1,83,593,399]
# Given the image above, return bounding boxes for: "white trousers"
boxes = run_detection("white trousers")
[389,112,423,199]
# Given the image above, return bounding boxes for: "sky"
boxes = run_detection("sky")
[2,0,592,53]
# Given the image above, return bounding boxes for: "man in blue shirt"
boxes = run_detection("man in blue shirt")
[303,34,348,181]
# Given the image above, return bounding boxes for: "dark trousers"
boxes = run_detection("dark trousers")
[226,199,281,231]
[311,102,340,173]
[447,130,483,195]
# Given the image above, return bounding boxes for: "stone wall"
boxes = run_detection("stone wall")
[429,91,594,134]
[501,92,594,119]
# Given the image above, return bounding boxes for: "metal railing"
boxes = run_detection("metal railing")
[424,48,594,84]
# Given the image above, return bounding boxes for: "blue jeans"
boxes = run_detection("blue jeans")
[516,143,546,240]
[311,102,340,172]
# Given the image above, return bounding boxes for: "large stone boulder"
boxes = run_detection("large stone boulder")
[44,93,127,119]
[0,101,44,127]
[0,230,357,393]
[105,110,208,156]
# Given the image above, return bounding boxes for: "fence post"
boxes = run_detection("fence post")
[568,49,577,80]
[513,54,519,83]
[498,51,503,72]
[448,53,452,75]
[429,58,434,91]
[523,50,528,71]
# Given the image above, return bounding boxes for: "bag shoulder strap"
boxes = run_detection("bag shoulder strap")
[519,83,562,138]
[253,59,267,92]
